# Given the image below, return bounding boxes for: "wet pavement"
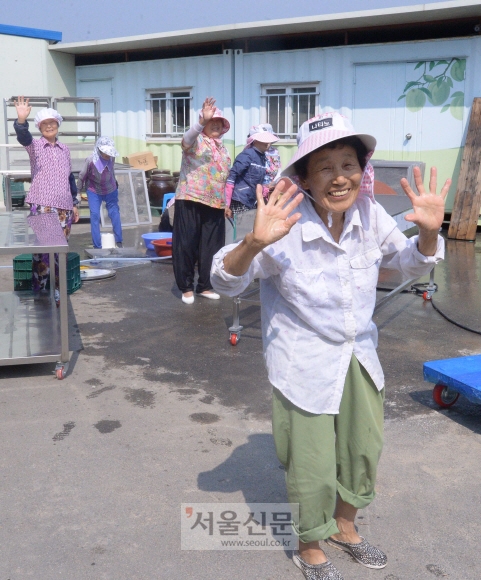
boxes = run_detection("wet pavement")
[1,219,480,579]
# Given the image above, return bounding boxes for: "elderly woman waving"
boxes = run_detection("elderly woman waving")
[14,96,79,304]
[211,112,449,580]
[173,97,231,304]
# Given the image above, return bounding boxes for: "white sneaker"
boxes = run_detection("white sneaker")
[182,293,195,305]
[199,291,220,300]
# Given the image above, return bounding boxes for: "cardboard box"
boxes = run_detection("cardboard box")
[122,151,158,171]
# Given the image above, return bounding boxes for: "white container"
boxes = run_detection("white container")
[101,232,116,249]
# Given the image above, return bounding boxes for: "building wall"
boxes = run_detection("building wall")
[76,51,235,170]
[0,34,75,142]
[76,36,481,211]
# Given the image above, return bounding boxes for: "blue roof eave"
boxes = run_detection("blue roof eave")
[0,23,62,43]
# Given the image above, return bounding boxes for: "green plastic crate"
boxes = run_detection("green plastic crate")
[13,252,82,294]
[2,177,26,207]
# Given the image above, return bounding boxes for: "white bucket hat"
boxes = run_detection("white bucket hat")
[246,124,279,147]
[34,108,63,129]
[94,136,119,159]
[281,112,376,177]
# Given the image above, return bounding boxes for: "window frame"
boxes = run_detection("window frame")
[146,88,193,140]
[260,83,320,140]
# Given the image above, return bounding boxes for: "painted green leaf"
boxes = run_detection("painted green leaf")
[419,87,433,99]
[441,104,450,113]
[404,81,421,91]
[423,74,436,82]
[429,61,436,70]
[397,94,407,101]
[437,60,449,65]
[414,61,424,70]
[406,88,426,112]
[427,81,450,105]
[446,77,453,88]
[450,95,465,120]
[450,91,464,98]
[450,59,466,82]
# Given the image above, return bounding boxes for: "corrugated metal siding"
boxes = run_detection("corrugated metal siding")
[77,52,234,144]
[76,36,481,209]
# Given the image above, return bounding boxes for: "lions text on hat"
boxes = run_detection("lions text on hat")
[309,118,334,132]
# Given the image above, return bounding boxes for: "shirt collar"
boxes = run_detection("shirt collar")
[40,136,66,150]
[299,194,365,243]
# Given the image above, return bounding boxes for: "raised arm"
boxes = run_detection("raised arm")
[223,179,303,276]
[13,96,33,146]
[400,166,450,256]
[181,96,216,150]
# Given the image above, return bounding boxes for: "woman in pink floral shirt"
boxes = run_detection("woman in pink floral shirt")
[173,97,231,304]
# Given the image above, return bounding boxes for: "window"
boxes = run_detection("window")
[261,85,319,139]
[146,89,191,138]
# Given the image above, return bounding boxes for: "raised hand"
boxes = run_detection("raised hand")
[14,96,31,124]
[401,166,450,233]
[223,179,303,276]
[251,179,303,247]
[200,97,216,125]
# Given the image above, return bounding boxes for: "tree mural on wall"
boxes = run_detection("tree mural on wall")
[398,58,465,119]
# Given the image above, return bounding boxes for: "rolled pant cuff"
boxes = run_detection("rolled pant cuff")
[296,517,340,544]
[337,482,376,510]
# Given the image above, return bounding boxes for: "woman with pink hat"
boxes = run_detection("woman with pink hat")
[224,124,279,216]
[211,112,450,580]
[173,97,231,304]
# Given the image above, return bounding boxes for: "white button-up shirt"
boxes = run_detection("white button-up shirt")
[211,195,444,415]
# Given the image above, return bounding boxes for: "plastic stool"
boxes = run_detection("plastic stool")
[162,193,175,213]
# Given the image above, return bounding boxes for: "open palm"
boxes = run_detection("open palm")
[251,179,303,247]
[401,166,450,232]
[201,97,217,123]
[14,96,31,124]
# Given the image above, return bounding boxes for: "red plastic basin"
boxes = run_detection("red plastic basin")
[152,238,172,257]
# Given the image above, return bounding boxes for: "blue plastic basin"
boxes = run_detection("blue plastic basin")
[141,232,172,250]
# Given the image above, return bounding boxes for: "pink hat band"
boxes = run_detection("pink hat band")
[247,132,279,146]
[246,123,279,146]
[282,113,376,177]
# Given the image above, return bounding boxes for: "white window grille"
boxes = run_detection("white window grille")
[261,85,319,139]
[146,89,192,138]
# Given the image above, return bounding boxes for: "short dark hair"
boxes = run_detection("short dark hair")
[294,136,369,180]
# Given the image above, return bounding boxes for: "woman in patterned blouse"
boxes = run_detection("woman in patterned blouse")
[173,97,231,305]
[14,96,79,304]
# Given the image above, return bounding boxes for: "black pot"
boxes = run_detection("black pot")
[148,175,176,206]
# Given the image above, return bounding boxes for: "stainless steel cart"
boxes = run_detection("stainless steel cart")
[0,212,70,379]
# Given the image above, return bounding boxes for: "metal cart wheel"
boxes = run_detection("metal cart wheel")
[432,383,459,408]
[230,333,240,346]
[54,361,69,380]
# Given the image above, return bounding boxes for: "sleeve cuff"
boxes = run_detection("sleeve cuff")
[412,234,445,263]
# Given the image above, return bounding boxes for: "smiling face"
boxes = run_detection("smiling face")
[300,144,363,223]
[203,118,224,139]
[39,119,59,143]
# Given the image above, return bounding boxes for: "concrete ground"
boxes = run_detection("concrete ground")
[1,217,480,580]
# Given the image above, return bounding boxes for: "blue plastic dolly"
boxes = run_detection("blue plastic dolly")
[423,355,481,408]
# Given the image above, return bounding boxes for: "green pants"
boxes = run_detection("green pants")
[272,356,384,544]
